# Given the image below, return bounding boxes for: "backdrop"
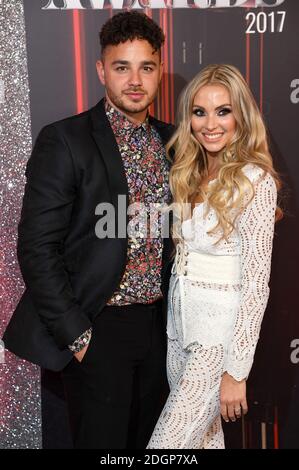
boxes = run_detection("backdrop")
[0,0,298,449]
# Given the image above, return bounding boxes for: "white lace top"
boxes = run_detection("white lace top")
[167,164,277,381]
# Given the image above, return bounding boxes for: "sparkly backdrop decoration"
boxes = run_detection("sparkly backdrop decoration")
[0,0,42,449]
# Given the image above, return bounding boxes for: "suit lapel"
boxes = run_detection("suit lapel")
[90,99,129,213]
[149,115,173,147]
[90,100,173,205]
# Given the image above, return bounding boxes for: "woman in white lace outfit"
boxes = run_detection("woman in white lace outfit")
[147,64,282,449]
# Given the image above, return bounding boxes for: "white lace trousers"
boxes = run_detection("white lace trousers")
[147,338,225,449]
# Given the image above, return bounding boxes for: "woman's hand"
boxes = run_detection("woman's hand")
[220,372,248,422]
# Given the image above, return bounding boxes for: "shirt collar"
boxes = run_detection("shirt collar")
[105,99,150,138]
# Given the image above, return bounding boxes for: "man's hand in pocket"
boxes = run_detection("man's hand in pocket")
[74,343,89,363]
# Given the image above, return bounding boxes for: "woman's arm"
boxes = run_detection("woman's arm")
[221,167,277,420]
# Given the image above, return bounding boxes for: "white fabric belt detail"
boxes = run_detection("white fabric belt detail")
[172,244,241,284]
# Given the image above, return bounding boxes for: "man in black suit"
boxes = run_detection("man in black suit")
[3,11,174,449]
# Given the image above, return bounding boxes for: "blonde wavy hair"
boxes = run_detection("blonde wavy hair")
[168,64,282,243]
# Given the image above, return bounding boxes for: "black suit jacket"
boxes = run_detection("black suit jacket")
[3,99,174,371]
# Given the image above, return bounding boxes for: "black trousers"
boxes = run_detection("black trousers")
[61,300,169,449]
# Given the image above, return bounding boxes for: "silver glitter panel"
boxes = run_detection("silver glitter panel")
[0,0,42,449]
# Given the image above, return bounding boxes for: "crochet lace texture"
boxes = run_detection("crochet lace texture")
[167,164,277,381]
[147,164,277,449]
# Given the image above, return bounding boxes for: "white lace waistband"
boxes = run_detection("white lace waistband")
[172,244,241,284]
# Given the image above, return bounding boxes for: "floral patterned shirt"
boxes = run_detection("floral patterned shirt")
[106,100,170,305]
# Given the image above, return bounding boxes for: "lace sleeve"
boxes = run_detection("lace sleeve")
[224,169,277,381]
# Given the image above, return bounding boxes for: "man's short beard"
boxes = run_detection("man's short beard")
[106,89,153,116]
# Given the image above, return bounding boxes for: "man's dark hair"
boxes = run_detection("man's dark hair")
[100,11,165,55]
